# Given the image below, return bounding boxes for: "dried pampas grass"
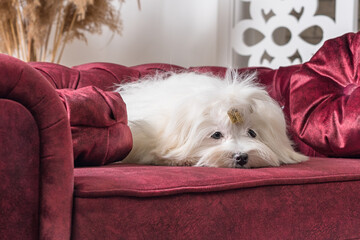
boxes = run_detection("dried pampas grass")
[0,0,128,63]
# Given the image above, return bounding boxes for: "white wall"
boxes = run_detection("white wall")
[61,0,219,67]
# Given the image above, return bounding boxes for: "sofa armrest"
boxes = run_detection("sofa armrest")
[0,54,73,240]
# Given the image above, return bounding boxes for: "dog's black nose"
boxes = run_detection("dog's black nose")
[233,153,248,166]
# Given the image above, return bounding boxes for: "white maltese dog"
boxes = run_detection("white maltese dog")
[115,71,307,168]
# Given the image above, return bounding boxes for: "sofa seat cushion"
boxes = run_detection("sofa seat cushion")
[72,158,360,240]
[74,158,360,198]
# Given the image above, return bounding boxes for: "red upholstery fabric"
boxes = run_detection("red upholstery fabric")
[57,87,132,166]
[290,32,360,157]
[0,54,73,240]
[0,100,39,240]
[72,158,360,239]
[29,62,187,90]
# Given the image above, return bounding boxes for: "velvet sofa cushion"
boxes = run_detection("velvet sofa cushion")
[72,157,360,239]
[74,158,360,198]
[57,86,132,166]
[290,32,360,157]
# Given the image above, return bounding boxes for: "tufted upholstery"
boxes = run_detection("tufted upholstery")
[56,87,132,166]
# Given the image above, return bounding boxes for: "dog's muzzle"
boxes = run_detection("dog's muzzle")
[233,153,248,167]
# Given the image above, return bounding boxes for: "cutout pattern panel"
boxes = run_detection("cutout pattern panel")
[231,0,358,68]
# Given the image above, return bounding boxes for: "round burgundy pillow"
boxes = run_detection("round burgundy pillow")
[290,32,360,157]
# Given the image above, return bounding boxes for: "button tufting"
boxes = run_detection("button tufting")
[343,83,359,96]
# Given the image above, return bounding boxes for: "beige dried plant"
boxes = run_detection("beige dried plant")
[0,0,134,63]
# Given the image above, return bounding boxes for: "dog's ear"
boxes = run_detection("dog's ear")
[244,87,280,117]
[250,88,274,105]
[252,99,308,165]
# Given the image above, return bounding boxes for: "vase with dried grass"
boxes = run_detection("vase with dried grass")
[0,0,136,63]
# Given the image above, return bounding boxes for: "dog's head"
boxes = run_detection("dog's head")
[152,71,307,168]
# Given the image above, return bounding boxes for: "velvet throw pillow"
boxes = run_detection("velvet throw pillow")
[57,86,132,166]
[289,32,360,157]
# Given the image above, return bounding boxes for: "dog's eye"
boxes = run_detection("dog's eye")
[211,132,223,139]
[247,129,257,138]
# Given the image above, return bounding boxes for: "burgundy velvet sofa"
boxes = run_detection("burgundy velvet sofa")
[1,32,360,240]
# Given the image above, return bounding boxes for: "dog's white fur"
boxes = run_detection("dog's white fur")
[115,71,308,168]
